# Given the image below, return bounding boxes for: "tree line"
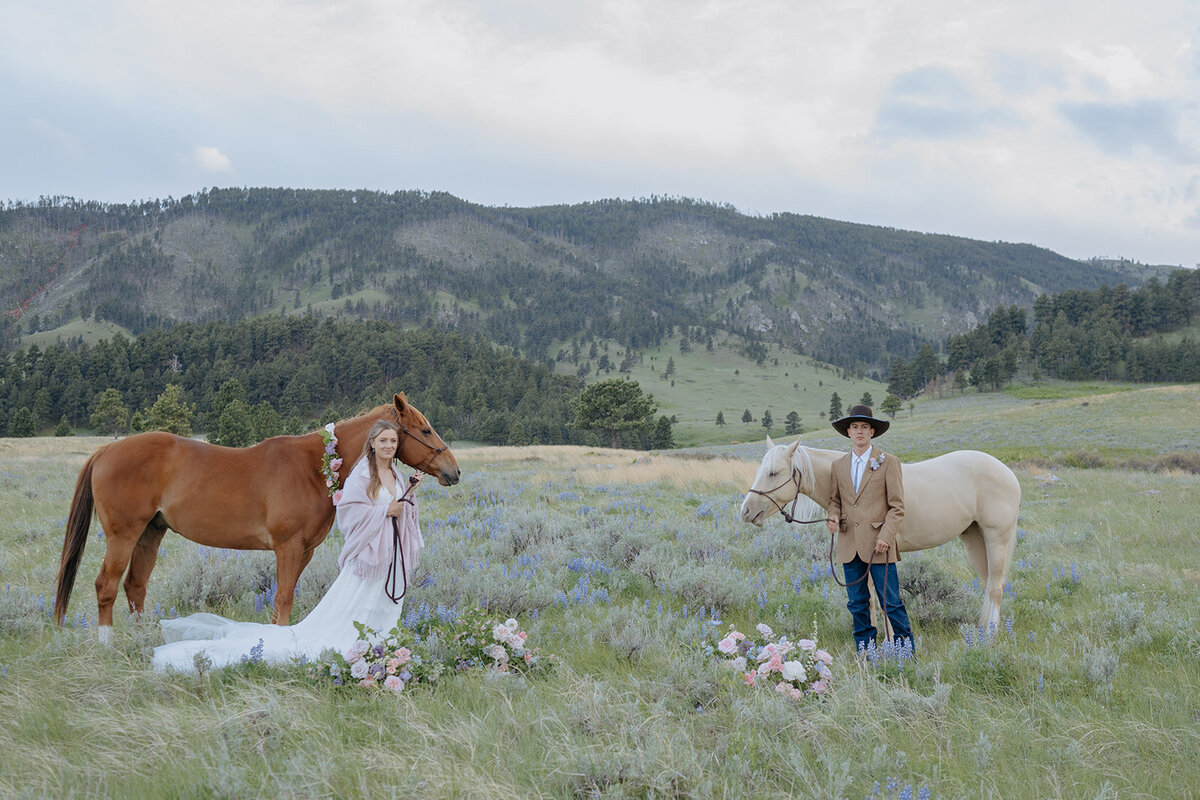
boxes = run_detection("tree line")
[0,316,671,448]
[883,268,1200,396]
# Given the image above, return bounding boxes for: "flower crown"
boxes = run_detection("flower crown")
[321,423,344,504]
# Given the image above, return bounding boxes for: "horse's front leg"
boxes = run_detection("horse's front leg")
[271,537,309,625]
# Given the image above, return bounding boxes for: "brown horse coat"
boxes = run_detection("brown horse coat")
[53,393,459,636]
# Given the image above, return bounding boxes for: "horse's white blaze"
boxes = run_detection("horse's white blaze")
[740,440,1021,629]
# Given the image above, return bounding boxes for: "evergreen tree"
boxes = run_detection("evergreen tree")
[145,384,195,436]
[90,389,129,438]
[651,415,674,449]
[715,410,726,426]
[859,391,874,407]
[784,411,802,435]
[213,399,254,447]
[828,392,843,421]
[10,406,36,437]
[573,378,656,449]
[741,409,753,425]
[53,415,74,436]
[761,410,773,431]
[880,392,903,419]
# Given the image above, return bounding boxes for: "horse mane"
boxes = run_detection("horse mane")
[792,444,817,497]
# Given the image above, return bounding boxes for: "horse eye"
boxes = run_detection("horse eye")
[422,428,432,436]
[768,471,777,477]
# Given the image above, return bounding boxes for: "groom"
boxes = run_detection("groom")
[825,404,914,654]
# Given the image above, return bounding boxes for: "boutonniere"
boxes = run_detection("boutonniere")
[869,453,884,471]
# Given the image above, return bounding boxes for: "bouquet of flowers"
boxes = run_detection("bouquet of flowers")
[315,608,552,693]
[710,620,833,699]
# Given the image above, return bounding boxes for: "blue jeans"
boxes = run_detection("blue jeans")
[843,555,914,652]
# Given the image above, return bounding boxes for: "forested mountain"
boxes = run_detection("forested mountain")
[0,188,1170,375]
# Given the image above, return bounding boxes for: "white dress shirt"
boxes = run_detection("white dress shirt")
[851,445,872,493]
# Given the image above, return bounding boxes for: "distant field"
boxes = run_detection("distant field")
[18,318,130,349]
[1,391,1198,797]
[573,335,886,447]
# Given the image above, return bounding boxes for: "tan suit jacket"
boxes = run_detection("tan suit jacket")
[827,448,904,564]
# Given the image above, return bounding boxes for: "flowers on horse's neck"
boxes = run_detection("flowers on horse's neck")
[321,423,344,504]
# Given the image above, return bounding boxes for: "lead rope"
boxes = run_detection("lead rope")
[384,476,419,604]
[750,470,892,646]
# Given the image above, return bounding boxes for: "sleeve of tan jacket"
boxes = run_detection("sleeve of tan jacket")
[878,454,904,548]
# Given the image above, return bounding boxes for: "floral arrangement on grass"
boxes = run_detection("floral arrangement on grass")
[313,607,552,692]
[709,620,833,699]
[320,422,343,504]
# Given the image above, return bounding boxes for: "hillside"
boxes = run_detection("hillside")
[0,190,1171,375]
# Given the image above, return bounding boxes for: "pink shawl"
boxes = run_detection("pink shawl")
[336,457,423,581]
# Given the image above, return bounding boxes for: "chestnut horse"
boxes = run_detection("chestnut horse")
[53,393,460,640]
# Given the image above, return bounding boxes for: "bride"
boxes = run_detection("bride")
[152,420,424,671]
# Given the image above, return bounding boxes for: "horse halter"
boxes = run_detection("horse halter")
[391,406,447,476]
[747,466,812,524]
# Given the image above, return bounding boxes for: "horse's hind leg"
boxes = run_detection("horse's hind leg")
[93,532,138,643]
[124,513,169,617]
[959,525,991,628]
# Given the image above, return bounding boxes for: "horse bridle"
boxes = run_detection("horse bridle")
[391,407,448,476]
[747,462,881,591]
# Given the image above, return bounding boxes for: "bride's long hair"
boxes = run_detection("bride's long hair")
[361,419,401,500]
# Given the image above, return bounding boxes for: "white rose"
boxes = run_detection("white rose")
[781,660,807,683]
[350,660,369,679]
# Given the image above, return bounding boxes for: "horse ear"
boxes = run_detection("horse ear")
[765,435,775,449]
[785,438,801,456]
[393,392,409,413]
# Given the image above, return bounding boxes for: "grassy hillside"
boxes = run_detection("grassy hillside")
[1,389,1198,797]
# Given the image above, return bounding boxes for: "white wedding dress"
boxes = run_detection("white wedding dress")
[152,464,421,672]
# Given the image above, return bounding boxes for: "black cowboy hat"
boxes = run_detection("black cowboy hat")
[831,404,890,437]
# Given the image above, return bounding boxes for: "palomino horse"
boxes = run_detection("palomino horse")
[53,393,460,640]
[739,437,1021,630]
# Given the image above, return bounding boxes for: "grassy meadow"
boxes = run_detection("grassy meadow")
[1,385,1199,798]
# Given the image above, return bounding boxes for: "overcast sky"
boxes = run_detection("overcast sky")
[2,1,1198,266]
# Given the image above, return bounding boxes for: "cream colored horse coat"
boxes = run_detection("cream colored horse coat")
[740,437,1021,629]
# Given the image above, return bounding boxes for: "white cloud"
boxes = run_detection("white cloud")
[1,0,1198,264]
[193,146,232,173]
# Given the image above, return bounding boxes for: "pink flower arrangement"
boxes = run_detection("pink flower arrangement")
[710,620,832,700]
[314,610,553,693]
[320,423,342,502]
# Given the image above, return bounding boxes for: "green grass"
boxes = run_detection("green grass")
[570,335,887,447]
[3,390,1200,798]
[18,318,132,349]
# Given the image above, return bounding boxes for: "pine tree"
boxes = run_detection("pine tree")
[761,410,773,431]
[90,389,130,438]
[741,409,753,425]
[828,392,843,421]
[784,411,802,435]
[145,384,195,436]
[53,415,74,437]
[10,406,36,437]
[715,411,726,426]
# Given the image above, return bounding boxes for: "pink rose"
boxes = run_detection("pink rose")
[815,649,833,665]
[774,681,788,694]
[717,637,738,655]
[488,644,508,662]
[331,490,343,505]
[330,458,343,472]
[797,638,817,651]
[396,647,411,664]
[385,658,399,674]
[756,623,774,637]
[812,679,828,694]
[743,671,756,686]
[384,675,404,692]
[788,687,803,699]
[730,630,746,641]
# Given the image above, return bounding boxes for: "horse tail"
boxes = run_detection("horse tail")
[53,449,103,627]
